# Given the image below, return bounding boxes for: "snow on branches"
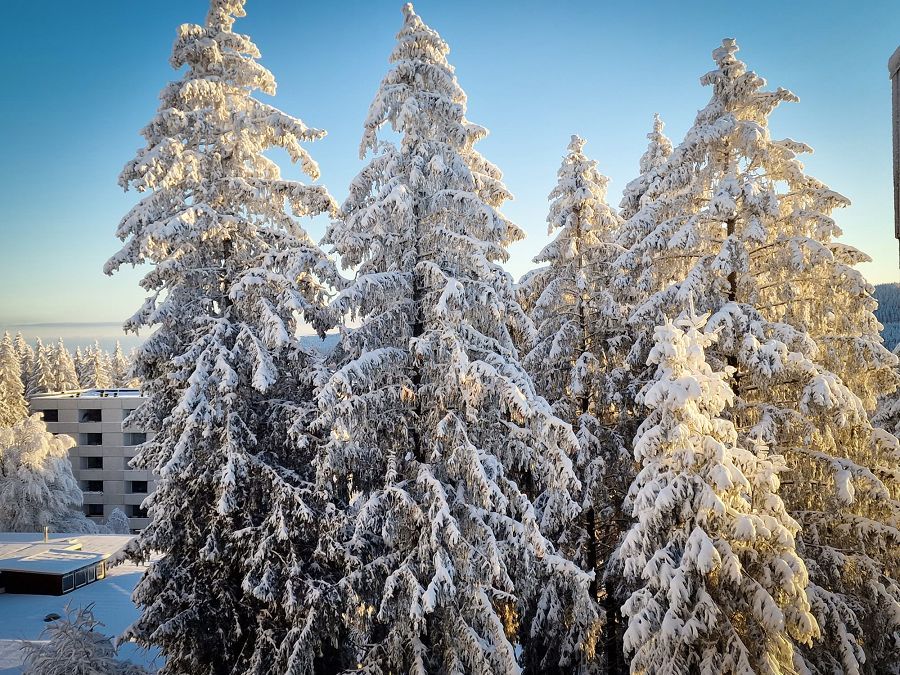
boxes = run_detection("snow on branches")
[107,1,344,673]
[621,312,817,674]
[318,5,591,672]
[0,332,28,427]
[0,415,85,533]
[615,38,900,673]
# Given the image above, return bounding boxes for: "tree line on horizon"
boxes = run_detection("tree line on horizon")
[1,334,138,400]
[33,0,896,673]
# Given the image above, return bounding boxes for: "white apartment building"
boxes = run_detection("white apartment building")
[29,389,156,532]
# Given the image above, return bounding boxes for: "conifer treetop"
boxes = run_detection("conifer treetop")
[107,0,338,341]
[614,37,900,673]
[619,113,673,222]
[639,114,672,177]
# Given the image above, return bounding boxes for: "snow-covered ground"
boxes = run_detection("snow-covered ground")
[0,560,160,673]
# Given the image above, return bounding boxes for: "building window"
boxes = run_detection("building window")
[75,568,87,587]
[80,409,102,423]
[83,480,103,493]
[86,504,104,517]
[80,433,103,446]
[123,409,136,421]
[41,409,59,422]
[61,574,74,593]
[124,432,147,446]
[129,481,148,494]
[83,456,103,470]
[129,505,148,519]
[96,562,105,580]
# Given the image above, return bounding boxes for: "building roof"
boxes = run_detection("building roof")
[30,388,142,400]
[0,533,134,575]
[890,45,900,78]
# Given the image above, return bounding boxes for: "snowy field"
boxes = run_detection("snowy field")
[0,561,160,673]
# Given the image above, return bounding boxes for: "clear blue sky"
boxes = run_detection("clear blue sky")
[2,0,899,336]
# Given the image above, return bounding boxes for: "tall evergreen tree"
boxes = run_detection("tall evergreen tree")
[0,332,28,427]
[83,342,114,390]
[111,341,131,387]
[619,113,673,222]
[106,1,344,673]
[50,338,79,392]
[615,38,900,673]
[518,135,628,672]
[74,346,90,388]
[621,312,817,674]
[14,333,35,399]
[30,338,55,395]
[318,5,589,672]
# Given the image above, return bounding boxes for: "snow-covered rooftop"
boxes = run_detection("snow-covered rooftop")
[0,534,134,575]
[29,389,142,400]
[0,559,161,673]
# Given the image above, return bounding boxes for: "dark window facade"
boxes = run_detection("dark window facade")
[80,433,103,446]
[129,505,148,519]
[41,409,59,422]
[80,409,102,423]
[84,480,103,492]
[86,504,104,517]
[129,480,148,494]
[84,456,103,470]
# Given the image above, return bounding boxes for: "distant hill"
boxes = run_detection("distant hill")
[874,283,900,350]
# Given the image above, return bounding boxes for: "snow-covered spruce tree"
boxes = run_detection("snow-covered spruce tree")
[23,604,149,675]
[80,342,113,390]
[14,332,35,397]
[318,5,590,672]
[0,414,89,532]
[518,135,631,672]
[0,332,29,427]
[618,113,673,222]
[621,312,817,674]
[30,338,55,395]
[104,507,131,535]
[105,1,347,673]
[616,39,900,673]
[50,338,79,391]
[74,346,90,388]
[111,341,131,387]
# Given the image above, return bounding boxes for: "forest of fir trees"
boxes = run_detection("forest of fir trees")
[16,0,886,673]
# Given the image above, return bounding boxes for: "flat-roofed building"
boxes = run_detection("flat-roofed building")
[0,532,134,595]
[28,389,155,532]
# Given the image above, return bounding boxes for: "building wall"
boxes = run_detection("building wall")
[0,561,107,595]
[29,391,156,532]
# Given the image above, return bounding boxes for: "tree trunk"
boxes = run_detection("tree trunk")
[725,215,740,387]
